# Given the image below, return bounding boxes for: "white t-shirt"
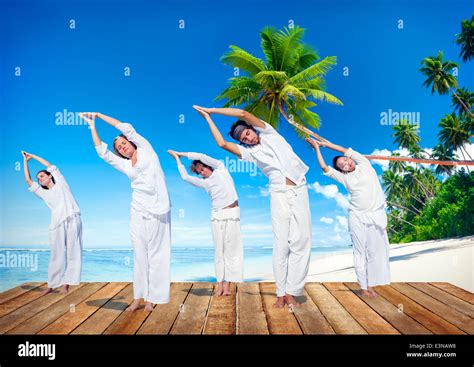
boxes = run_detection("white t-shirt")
[95,122,171,216]
[324,148,386,214]
[237,121,308,192]
[178,152,238,210]
[28,165,81,229]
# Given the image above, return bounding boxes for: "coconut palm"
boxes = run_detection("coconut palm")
[455,15,474,63]
[451,87,474,116]
[420,51,473,116]
[432,143,456,175]
[215,26,343,135]
[438,113,472,166]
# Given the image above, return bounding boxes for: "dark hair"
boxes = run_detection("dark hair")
[228,120,257,145]
[332,156,345,172]
[190,160,213,175]
[113,134,137,159]
[36,170,56,190]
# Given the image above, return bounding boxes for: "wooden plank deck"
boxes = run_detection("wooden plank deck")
[0,282,472,335]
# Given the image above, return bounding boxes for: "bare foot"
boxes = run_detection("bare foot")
[284,294,300,307]
[360,289,371,298]
[222,282,231,296]
[214,283,224,296]
[126,299,141,312]
[41,288,53,296]
[273,297,285,308]
[144,301,154,312]
[368,287,378,298]
[58,285,69,294]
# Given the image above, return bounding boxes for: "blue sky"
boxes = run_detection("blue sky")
[1,0,472,248]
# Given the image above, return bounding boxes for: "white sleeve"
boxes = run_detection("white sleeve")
[178,164,207,189]
[255,120,278,135]
[187,152,224,169]
[345,148,371,167]
[46,165,65,183]
[323,166,346,185]
[28,182,47,200]
[237,145,256,163]
[116,122,155,154]
[95,141,129,175]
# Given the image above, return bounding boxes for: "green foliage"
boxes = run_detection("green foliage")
[390,172,474,243]
[216,25,342,134]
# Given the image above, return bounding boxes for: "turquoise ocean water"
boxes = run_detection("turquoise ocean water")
[0,245,351,291]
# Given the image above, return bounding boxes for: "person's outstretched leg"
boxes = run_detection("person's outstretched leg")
[211,215,225,295]
[62,215,83,293]
[47,222,67,294]
[127,209,148,311]
[270,191,291,308]
[286,185,312,306]
[146,211,171,306]
[349,213,370,297]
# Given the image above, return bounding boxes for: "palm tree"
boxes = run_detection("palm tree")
[438,113,472,171]
[432,143,456,175]
[455,15,474,63]
[451,87,474,116]
[215,26,343,135]
[420,51,473,116]
[392,119,421,151]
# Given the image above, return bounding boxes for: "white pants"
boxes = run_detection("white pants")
[130,208,171,304]
[48,214,82,288]
[270,184,312,297]
[211,206,244,282]
[348,209,391,290]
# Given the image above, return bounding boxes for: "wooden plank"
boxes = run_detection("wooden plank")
[236,283,268,335]
[0,283,45,304]
[0,284,49,318]
[409,283,474,318]
[345,283,431,335]
[430,282,474,304]
[259,283,302,335]
[203,283,236,335]
[71,284,134,334]
[170,282,213,335]
[305,283,367,334]
[292,289,335,334]
[391,283,474,334]
[0,284,85,334]
[38,282,128,335]
[103,300,152,335]
[323,282,399,335]
[375,285,465,335]
[137,283,192,335]
[7,283,107,334]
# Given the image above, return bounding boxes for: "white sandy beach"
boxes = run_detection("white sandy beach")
[259,235,474,292]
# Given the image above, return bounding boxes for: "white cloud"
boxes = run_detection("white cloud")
[334,215,348,233]
[320,217,334,224]
[310,182,350,210]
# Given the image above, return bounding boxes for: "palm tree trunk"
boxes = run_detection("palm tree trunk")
[451,88,474,117]
[387,201,421,215]
[389,213,417,228]
[459,149,471,172]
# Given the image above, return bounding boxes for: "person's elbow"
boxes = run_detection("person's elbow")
[241,110,254,121]
[217,140,228,149]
